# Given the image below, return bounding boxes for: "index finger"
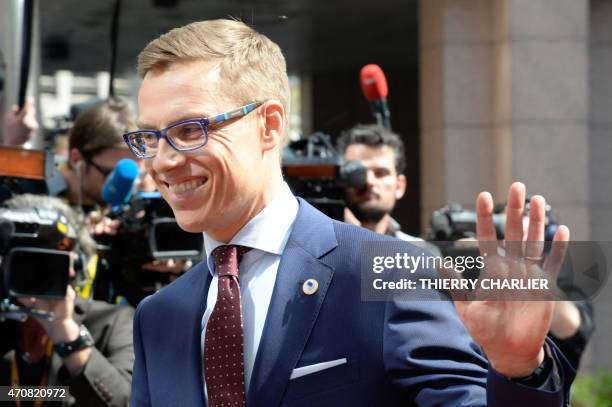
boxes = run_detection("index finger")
[504,182,526,258]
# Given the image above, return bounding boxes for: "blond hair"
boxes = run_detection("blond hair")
[137,19,290,121]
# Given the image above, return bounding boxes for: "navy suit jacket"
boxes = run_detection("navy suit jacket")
[131,198,574,406]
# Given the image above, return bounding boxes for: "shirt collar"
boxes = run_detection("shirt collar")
[386,216,401,236]
[203,182,298,275]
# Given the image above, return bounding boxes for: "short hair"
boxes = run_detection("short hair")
[3,194,96,257]
[337,124,407,174]
[137,19,290,123]
[68,99,135,156]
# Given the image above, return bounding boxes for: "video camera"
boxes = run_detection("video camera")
[0,206,81,300]
[94,191,204,304]
[427,201,558,242]
[103,191,204,263]
[427,203,506,241]
[283,132,367,220]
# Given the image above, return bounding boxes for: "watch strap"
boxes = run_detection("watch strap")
[54,325,94,358]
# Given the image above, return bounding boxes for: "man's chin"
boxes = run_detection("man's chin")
[348,203,390,225]
[173,212,208,233]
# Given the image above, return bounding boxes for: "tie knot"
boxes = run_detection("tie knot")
[212,245,251,277]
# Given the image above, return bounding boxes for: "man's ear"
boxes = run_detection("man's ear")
[260,101,285,153]
[69,148,84,170]
[395,174,407,200]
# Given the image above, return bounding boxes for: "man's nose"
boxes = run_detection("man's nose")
[365,169,376,187]
[152,138,186,173]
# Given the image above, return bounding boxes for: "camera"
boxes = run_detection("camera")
[0,206,80,299]
[427,201,558,242]
[103,191,204,262]
[283,132,367,220]
[94,191,204,305]
[427,203,506,241]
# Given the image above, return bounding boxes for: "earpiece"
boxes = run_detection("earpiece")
[75,160,83,176]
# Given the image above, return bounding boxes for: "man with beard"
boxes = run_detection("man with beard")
[338,124,425,243]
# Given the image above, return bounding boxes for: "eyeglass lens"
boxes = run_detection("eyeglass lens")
[127,121,207,157]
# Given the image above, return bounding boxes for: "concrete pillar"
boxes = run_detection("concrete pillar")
[420,0,500,230]
[509,0,589,240]
[419,0,590,241]
[586,0,612,374]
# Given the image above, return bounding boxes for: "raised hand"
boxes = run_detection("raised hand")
[454,182,570,378]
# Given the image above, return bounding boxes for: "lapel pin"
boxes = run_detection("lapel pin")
[302,278,319,295]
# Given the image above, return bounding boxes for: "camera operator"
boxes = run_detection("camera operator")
[0,194,134,406]
[338,124,439,255]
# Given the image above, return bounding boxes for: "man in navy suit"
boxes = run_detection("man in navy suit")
[126,19,574,406]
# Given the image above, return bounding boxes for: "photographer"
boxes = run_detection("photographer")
[0,194,133,406]
[338,124,440,256]
[60,100,138,210]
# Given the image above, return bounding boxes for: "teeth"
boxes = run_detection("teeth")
[168,179,206,194]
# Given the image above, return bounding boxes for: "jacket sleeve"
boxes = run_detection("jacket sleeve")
[486,338,575,407]
[130,298,152,407]
[383,297,575,406]
[58,305,135,407]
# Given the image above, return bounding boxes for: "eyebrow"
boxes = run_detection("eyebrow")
[136,111,215,130]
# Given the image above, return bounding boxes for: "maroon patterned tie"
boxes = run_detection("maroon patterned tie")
[204,245,251,407]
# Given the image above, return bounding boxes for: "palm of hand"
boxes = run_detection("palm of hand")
[453,182,569,377]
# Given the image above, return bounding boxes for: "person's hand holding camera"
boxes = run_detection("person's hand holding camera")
[18,285,92,376]
[88,210,121,236]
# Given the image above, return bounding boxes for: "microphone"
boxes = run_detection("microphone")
[360,64,391,130]
[102,159,140,206]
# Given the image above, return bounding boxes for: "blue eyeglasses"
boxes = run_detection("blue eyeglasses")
[123,101,265,159]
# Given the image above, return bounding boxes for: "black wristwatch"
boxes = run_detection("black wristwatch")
[54,325,94,358]
[511,344,554,387]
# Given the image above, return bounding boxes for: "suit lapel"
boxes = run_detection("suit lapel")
[247,199,337,407]
[192,265,213,403]
[169,263,213,405]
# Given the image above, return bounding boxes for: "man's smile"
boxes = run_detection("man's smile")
[164,177,208,195]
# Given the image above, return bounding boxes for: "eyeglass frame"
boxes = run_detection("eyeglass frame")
[123,100,265,159]
[81,152,114,177]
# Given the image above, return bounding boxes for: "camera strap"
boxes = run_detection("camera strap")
[10,340,53,407]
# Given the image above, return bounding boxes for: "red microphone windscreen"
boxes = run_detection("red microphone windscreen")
[360,64,388,101]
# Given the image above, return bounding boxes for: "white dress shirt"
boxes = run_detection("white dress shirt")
[201,182,299,399]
